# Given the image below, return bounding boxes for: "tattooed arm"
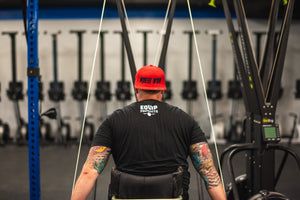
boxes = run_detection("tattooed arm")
[190,142,226,200]
[71,146,111,200]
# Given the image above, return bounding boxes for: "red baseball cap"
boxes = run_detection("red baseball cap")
[134,65,166,91]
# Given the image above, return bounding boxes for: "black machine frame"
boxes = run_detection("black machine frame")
[221,0,299,199]
[115,0,176,86]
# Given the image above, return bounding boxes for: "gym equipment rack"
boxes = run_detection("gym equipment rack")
[26,0,41,198]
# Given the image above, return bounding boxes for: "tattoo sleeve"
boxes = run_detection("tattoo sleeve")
[190,142,221,189]
[85,146,111,175]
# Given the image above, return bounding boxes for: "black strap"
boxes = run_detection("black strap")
[109,167,183,199]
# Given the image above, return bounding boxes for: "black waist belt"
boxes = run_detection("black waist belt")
[109,167,183,199]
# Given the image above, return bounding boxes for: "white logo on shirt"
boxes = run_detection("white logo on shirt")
[140,105,158,116]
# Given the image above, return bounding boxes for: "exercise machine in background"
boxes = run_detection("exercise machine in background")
[38,74,53,144]
[294,80,300,141]
[48,32,72,144]
[114,31,132,105]
[295,80,300,99]
[205,30,224,141]
[137,30,152,67]
[92,30,111,121]
[70,30,94,144]
[0,83,11,145]
[36,34,52,143]
[2,31,28,145]
[181,30,199,116]
[221,0,300,199]
[226,32,244,143]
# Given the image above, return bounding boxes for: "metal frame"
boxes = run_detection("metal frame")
[222,0,295,198]
[27,0,41,199]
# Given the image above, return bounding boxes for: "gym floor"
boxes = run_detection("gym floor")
[0,143,299,200]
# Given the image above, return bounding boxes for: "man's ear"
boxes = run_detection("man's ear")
[135,88,139,94]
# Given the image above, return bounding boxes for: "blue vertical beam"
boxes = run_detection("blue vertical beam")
[27,0,40,200]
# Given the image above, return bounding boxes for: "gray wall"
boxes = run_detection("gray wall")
[0,18,299,139]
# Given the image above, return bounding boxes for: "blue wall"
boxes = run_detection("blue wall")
[0,7,225,20]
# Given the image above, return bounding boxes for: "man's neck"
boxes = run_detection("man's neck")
[138,95,162,102]
[136,89,163,102]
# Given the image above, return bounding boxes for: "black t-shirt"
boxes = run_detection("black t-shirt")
[92,99,207,199]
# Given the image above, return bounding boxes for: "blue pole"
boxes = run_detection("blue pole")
[27,0,40,199]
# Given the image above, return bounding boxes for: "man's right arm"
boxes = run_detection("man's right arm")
[190,142,226,200]
[71,146,111,200]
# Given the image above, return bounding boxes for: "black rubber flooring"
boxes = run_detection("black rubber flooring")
[0,143,299,200]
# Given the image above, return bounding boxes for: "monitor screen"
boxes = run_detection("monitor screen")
[264,126,277,138]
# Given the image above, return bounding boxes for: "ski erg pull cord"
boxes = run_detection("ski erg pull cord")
[71,0,107,194]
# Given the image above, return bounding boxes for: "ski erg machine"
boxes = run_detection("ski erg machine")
[181,30,199,114]
[48,32,72,144]
[114,30,132,104]
[70,30,94,144]
[2,31,28,145]
[0,83,10,145]
[221,0,300,199]
[92,30,111,121]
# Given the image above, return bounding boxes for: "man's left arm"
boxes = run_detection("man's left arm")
[190,142,226,200]
[71,146,111,200]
